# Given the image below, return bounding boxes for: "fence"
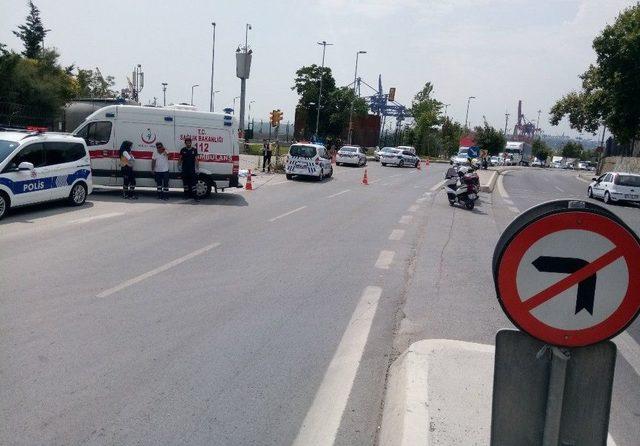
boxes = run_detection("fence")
[247,119,294,143]
[0,102,59,130]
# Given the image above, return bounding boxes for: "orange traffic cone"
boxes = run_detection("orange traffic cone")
[417,160,422,170]
[426,157,430,167]
[245,170,253,190]
[362,168,369,185]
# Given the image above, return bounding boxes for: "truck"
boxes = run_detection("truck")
[73,105,240,197]
[504,141,532,166]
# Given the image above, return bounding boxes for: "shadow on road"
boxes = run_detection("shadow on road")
[0,201,95,225]
[90,188,249,207]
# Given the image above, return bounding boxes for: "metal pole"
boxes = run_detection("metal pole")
[191,84,199,106]
[161,83,167,106]
[239,23,251,133]
[209,22,216,112]
[348,50,366,144]
[542,347,570,446]
[315,41,333,139]
[464,96,475,130]
[444,104,450,119]
[504,112,510,136]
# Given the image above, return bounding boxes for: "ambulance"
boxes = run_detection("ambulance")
[73,105,240,197]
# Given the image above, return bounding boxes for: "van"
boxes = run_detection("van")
[285,143,333,181]
[0,129,92,220]
[73,105,239,197]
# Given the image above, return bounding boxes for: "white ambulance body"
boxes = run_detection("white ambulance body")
[73,105,240,196]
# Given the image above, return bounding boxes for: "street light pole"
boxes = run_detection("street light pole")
[464,96,476,130]
[348,50,367,144]
[444,103,450,119]
[209,22,216,112]
[315,41,333,140]
[248,100,255,122]
[161,83,168,106]
[233,96,240,115]
[191,84,199,106]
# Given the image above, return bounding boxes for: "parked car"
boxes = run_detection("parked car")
[396,145,416,155]
[336,145,366,166]
[285,143,333,181]
[0,129,92,220]
[588,172,640,204]
[489,156,500,166]
[380,148,420,168]
[374,146,395,161]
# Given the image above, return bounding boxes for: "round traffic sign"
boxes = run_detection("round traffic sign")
[493,200,640,347]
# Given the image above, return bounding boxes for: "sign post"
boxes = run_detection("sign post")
[491,200,640,445]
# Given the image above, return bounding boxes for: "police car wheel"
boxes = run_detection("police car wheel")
[68,183,87,206]
[398,159,404,167]
[0,193,8,220]
[286,174,293,180]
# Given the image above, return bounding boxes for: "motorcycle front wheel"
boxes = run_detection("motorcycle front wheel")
[465,200,475,210]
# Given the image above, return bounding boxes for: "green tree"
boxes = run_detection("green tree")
[76,67,117,98]
[532,138,551,161]
[561,141,583,159]
[13,1,48,59]
[409,82,443,157]
[440,118,464,157]
[550,4,640,143]
[473,124,506,155]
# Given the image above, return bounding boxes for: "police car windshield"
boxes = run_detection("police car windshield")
[289,144,317,158]
[0,140,19,164]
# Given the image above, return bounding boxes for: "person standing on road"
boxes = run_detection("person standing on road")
[178,137,199,200]
[152,142,170,200]
[119,140,137,199]
[262,139,272,172]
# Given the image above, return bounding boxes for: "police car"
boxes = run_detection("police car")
[0,129,92,220]
[285,143,333,181]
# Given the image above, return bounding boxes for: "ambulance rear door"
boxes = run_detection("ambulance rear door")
[73,116,116,186]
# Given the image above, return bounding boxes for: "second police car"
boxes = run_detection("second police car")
[285,143,333,181]
[0,129,92,220]
[380,148,420,168]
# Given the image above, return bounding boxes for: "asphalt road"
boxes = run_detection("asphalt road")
[1,163,638,445]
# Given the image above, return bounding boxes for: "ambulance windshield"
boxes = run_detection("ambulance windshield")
[289,144,317,158]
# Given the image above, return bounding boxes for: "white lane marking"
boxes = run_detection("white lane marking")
[389,229,405,241]
[508,206,520,214]
[326,189,351,199]
[575,174,592,184]
[429,180,445,192]
[399,215,413,224]
[292,286,382,446]
[267,180,289,186]
[390,174,402,178]
[408,204,420,212]
[269,206,307,222]
[416,197,427,203]
[608,433,617,446]
[613,331,640,377]
[497,173,510,199]
[71,212,124,224]
[381,182,392,186]
[368,178,382,184]
[503,199,514,206]
[554,186,565,193]
[97,242,220,298]
[408,169,417,174]
[375,250,395,269]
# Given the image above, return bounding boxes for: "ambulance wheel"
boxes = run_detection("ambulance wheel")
[195,176,212,198]
[68,183,87,206]
[317,169,324,182]
[286,174,293,180]
[0,192,9,220]
[381,163,387,167]
[327,167,333,178]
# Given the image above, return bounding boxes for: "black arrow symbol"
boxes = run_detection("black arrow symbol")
[532,256,597,315]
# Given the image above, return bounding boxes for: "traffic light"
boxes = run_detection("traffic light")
[269,110,276,127]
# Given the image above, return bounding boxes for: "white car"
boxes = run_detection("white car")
[374,146,395,161]
[336,145,366,167]
[588,172,640,204]
[0,129,92,220]
[380,148,420,168]
[397,145,416,155]
[285,143,333,181]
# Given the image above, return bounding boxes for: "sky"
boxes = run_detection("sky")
[0,0,636,137]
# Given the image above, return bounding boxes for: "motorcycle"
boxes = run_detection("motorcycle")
[444,164,479,210]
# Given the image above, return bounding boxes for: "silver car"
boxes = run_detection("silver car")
[374,146,395,161]
[380,148,420,168]
[336,146,366,166]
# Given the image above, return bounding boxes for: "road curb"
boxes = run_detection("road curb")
[479,170,498,193]
[379,339,495,446]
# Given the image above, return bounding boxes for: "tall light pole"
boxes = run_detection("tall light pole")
[443,103,450,119]
[536,109,542,131]
[348,50,367,144]
[209,22,216,112]
[504,111,510,136]
[315,41,333,140]
[161,83,168,106]
[191,84,199,106]
[248,100,255,122]
[232,96,240,115]
[238,23,252,133]
[464,96,476,130]
[212,90,221,111]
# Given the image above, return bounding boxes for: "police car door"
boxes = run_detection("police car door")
[1,142,50,205]
[44,142,90,199]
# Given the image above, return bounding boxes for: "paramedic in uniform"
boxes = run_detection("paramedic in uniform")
[119,140,137,199]
[152,142,170,200]
[178,137,199,200]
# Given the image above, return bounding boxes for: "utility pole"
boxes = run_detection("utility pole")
[132,64,144,103]
[209,22,216,112]
[464,96,475,130]
[237,23,252,135]
[536,109,542,131]
[232,96,240,115]
[443,103,450,119]
[315,40,333,140]
[191,84,199,106]
[504,112,510,136]
[161,83,168,106]
[348,50,367,144]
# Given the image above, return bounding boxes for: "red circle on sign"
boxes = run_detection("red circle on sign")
[497,211,640,347]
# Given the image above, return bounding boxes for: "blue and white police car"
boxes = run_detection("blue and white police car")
[0,129,92,220]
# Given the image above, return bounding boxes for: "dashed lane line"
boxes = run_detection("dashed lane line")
[292,286,383,446]
[399,215,413,224]
[429,180,445,192]
[408,204,420,212]
[71,212,124,224]
[97,242,220,298]
[374,250,395,269]
[269,206,307,222]
[389,229,405,241]
[325,189,351,199]
[508,206,520,214]
[613,331,640,377]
